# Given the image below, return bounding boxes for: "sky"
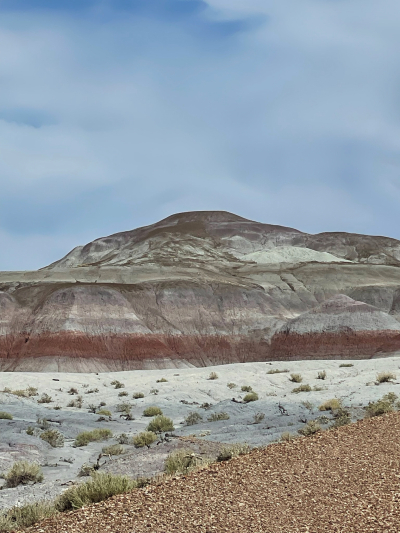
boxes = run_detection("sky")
[1,0,400,270]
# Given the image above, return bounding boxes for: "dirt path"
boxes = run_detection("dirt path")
[23,411,400,533]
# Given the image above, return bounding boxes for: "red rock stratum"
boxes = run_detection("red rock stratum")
[1,211,400,370]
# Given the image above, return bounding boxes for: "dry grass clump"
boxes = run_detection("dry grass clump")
[241,385,253,392]
[116,402,132,413]
[339,363,354,367]
[267,368,289,374]
[376,371,396,384]
[146,415,174,433]
[67,395,83,408]
[208,372,218,380]
[132,392,145,399]
[217,443,251,462]
[365,397,394,418]
[3,461,43,488]
[0,411,13,420]
[143,406,163,417]
[132,431,157,448]
[330,408,351,428]
[289,373,303,383]
[118,391,128,397]
[156,378,168,383]
[243,392,259,402]
[37,393,53,404]
[0,501,56,532]
[298,420,322,436]
[97,409,112,417]
[319,398,342,411]
[227,382,237,389]
[40,429,64,448]
[102,444,124,456]
[55,472,147,511]
[74,428,113,447]
[207,412,230,422]
[68,387,79,395]
[280,432,297,442]
[111,380,125,389]
[292,384,312,393]
[184,412,203,426]
[164,448,209,475]
[117,433,129,444]
[317,370,326,380]
[253,412,265,424]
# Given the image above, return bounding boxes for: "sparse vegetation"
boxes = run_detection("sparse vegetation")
[97,409,112,417]
[292,384,312,393]
[200,402,212,410]
[132,392,145,399]
[207,412,230,422]
[116,402,132,413]
[68,387,78,395]
[252,412,265,424]
[365,397,394,418]
[243,392,259,402]
[36,417,50,430]
[118,391,128,397]
[298,420,322,436]
[301,401,314,412]
[289,373,303,383]
[184,412,203,426]
[313,385,324,391]
[339,363,354,367]
[156,378,168,383]
[74,428,113,447]
[4,461,43,488]
[26,426,35,436]
[208,372,218,380]
[132,431,157,448]
[376,371,396,384]
[217,443,250,462]
[227,382,237,389]
[102,444,124,456]
[267,368,289,374]
[117,433,129,444]
[331,408,351,428]
[146,415,174,433]
[150,388,159,395]
[280,432,297,442]
[111,380,125,389]
[40,429,64,448]
[0,411,13,420]
[37,393,53,404]
[317,370,326,380]
[85,388,99,394]
[143,406,163,417]
[241,385,253,392]
[67,395,83,408]
[164,448,208,475]
[0,501,56,531]
[319,398,342,411]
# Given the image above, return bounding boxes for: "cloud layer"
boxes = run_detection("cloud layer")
[1,0,400,269]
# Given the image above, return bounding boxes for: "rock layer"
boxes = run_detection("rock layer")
[1,211,400,370]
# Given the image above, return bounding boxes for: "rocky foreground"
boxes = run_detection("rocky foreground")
[21,411,400,533]
[1,211,400,371]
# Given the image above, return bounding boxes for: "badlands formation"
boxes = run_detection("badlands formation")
[1,211,400,371]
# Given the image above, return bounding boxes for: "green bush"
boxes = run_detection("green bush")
[292,384,312,393]
[184,412,203,426]
[243,392,259,402]
[133,392,145,399]
[164,448,207,475]
[143,406,163,417]
[289,373,303,383]
[376,372,396,384]
[40,430,64,448]
[146,415,174,433]
[0,501,56,531]
[132,431,157,448]
[241,385,253,392]
[298,420,322,436]
[4,461,43,488]
[208,372,218,380]
[207,412,230,422]
[74,428,112,447]
[55,472,145,511]
[217,443,250,462]
[102,444,124,456]
[0,411,12,420]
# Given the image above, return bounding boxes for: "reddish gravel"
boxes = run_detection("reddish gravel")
[24,412,400,533]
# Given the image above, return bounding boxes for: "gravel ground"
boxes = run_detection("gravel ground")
[22,411,400,533]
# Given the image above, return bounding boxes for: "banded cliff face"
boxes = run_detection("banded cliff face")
[1,211,400,371]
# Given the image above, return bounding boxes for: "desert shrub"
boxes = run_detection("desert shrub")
[102,444,124,456]
[85,388,99,394]
[317,415,330,425]
[292,384,312,393]
[280,432,296,442]
[68,387,78,395]
[117,433,129,444]
[298,420,322,436]
[382,392,398,404]
[74,428,112,447]
[40,430,64,448]
[143,406,163,417]
[150,388,159,395]
[156,378,168,383]
[207,412,230,422]
[55,472,143,511]
[339,363,354,367]
[37,393,52,404]
[0,501,56,531]
[132,392,144,399]
[208,372,218,380]
[53,405,61,410]
[317,370,326,380]
[0,411,12,420]
[133,431,158,448]
[330,408,351,428]
[365,398,393,418]
[116,402,132,413]
[164,448,208,475]
[4,461,43,488]
[267,368,289,374]
[313,386,324,391]
[319,398,342,411]
[36,417,50,430]
[88,404,97,414]
[146,415,174,433]
[243,392,259,402]
[184,412,203,426]
[111,380,125,389]
[217,443,250,462]
[289,373,303,383]
[253,412,265,424]
[99,401,106,406]
[376,371,396,384]
[67,395,83,408]
[26,386,38,396]
[97,409,112,417]
[118,391,128,397]
[227,382,237,389]
[301,401,314,411]
[200,402,212,410]
[241,385,253,392]
[26,426,35,436]
[10,389,29,398]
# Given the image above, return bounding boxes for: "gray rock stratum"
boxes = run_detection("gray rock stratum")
[1,211,400,371]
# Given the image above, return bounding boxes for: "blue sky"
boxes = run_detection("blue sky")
[1,0,400,269]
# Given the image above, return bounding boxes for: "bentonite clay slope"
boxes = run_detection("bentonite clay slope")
[24,412,400,533]
[1,211,400,370]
